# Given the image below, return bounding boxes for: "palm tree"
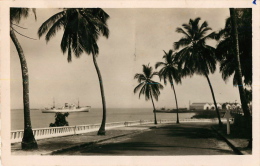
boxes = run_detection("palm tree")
[155,50,181,123]
[10,8,38,149]
[229,8,252,148]
[216,9,252,86]
[134,64,163,124]
[216,9,251,117]
[174,17,222,127]
[38,8,109,135]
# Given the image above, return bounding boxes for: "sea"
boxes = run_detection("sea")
[11,108,196,130]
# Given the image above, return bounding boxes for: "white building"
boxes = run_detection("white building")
[190,102,222,110]
[190,103,211,110]
[189,102,241,110]
[222,102,241,110]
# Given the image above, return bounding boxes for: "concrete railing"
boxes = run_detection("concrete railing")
[11,120,153,143]
[181,118,234,123]
[11,118,234,143]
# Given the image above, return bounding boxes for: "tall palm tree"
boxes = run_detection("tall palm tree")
[216,9,251,117]
[155,50,181,123]
[174,17,222,127]
[229,8,252,148]
[38,8,109,135]
[10,8,38,149]
[134,64,163,124]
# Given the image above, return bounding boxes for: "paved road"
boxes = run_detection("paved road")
[57,123,235,155]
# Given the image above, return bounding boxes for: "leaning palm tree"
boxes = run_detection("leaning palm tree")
[174,17,222,127]
[134,64,163,124]
[10,8,38,149]
[155,50,181,124]
[38,8,109,135]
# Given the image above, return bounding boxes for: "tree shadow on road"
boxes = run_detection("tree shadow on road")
[157,124,219,139]
[74,141,235,155]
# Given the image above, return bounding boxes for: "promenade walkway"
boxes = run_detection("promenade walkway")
[11,122,250,155]
[56,123,235,155]
[11,124,153,155]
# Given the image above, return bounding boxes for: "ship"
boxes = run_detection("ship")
[42,99,91,113]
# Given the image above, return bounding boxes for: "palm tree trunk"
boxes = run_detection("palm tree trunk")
[172,84,180,124]
[230,8,252,148]
[10,29,38,150]
[204,73,222,127]
[150,91,157,124]
[92,54,106,135]
[229,8,251,118]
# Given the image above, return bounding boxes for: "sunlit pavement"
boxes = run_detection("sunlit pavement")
[11,125,150,155]
[56,123,235,155]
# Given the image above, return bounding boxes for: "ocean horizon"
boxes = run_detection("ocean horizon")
[11,108,195,130]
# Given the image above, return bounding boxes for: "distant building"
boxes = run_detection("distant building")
[190,103,211,110]
[209,104,215,110]
[222,103,231,110]
[190,102,222,110]
[222,102,241,110]
[189,102,241,110]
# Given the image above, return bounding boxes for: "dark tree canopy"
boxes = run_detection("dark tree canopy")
[134,64,163,101]
[49,112,70,127]
[216,9,252,86]
[174,17,217,77]
[38,8,109,62]
[155,50,181,86]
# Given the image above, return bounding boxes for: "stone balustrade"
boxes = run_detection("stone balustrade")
[11,118,234,143]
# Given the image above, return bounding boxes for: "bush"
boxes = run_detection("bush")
[49,112,69,127]
[191,111,224,119]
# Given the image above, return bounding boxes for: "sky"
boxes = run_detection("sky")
[10,8,241,109]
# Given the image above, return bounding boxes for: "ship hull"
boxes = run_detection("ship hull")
[42,107,90,113]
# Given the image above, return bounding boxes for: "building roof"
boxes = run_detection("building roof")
[191,103,209,105]
[190,103,210,106]
[191,102,240,105]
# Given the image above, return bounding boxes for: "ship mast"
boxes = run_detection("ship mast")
[52,97,55,108]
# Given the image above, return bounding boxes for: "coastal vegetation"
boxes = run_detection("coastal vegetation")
[49,112,70,127]
[155,50,181,124]
[228,8,252,147]
[10,8,252,150]
[10,8,38,150]
[216,9,252,118]
[134,64,164,124]
[38,8,110,135]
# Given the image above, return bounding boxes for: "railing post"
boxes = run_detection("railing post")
[74,126,77,135]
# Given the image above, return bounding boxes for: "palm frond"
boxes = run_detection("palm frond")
[155,62,166,69]
[150,72,159,79]
[144,85,150,101]
[199,21,208,33]
[142,64,152,78]
[79,9,109,38]
[175,28,191,40]
[134,82,145,94]
[134,73,146,83]
[139,84,147,99]
[45,16,65,42]
[10,8,29,23]
[38,10,65,38]
[174,37,191,50]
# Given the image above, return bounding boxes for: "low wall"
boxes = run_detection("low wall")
[11,118,233,143]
